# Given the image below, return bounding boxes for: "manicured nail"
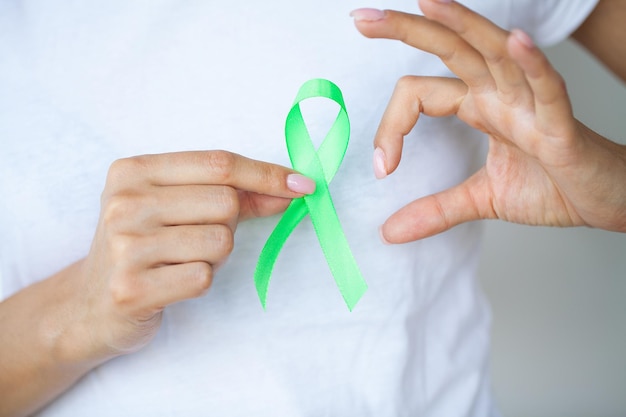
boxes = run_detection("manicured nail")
[349,8,386,22]
[287,174,316,194]
[378,226,391,245]
[373,147,387,179]
[433,0,453,3]
[512,29,535,49]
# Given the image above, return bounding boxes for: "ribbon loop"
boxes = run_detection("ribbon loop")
[254,79,367,311]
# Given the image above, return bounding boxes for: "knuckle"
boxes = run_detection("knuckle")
[483,48,507,66]
[107,156,148,184]
[109,273,139,309]
[206,150,236,182]
[103,156,152,203]
[190,263,213,297]
[438,44,457,63]
[217,186,240,219]
[259,165,284,193]
[439,37,469,65]
[102,194,132,226]
[396,75,417,91]
[106,159,128,185]
[393,76,422,115]
[212,224,234,258]
[101,192,152,229]
[108,233,138,261]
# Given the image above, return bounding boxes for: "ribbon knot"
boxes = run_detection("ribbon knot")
[254,79,367,311]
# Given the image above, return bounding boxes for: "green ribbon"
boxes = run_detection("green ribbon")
[254,79,367,311]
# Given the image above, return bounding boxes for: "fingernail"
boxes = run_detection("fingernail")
[349,8,386,22]
[379,226,392,245]
[373,147,387,179]
[287,174,316,194]
[512,29,535,49]
[433,0,453,3]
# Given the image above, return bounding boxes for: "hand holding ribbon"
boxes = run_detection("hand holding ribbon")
[254,79,367,311]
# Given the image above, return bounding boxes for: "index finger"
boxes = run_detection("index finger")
[351,8,492,89]
[107,150,315,198]
[373,75,467,177]
[418,0,528,96]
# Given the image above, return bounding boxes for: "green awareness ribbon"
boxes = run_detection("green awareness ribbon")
[254,79,367,311]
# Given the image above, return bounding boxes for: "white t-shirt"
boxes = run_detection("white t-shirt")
[0,0,598,416]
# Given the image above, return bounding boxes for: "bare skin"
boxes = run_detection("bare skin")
[0,151,315,417]
[351,0,626,243]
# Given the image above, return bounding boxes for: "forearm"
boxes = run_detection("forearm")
[0,260,112,417]
[572,0,626,81]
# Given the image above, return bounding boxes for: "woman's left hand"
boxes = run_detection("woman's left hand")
[351,0,626,243]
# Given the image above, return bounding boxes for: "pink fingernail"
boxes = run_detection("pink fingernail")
[433,0,453,3]
[512,29,535,49]
[378,226,392,245]
[373,147,387,179]
[287,174,316,194]
[349,8,386,22]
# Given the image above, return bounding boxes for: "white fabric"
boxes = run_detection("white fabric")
[509,0,600,46]
[0,0,597,416]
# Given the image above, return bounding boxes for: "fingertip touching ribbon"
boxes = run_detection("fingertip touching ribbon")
[254,79,367,311]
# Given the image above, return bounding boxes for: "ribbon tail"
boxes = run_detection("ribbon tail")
[254,198,308,308]
[304,190,367,311]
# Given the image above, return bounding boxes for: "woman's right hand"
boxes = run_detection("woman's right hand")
[76,150,315,358]
[0,150,315,416]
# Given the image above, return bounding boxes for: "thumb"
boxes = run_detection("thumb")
[380,169,493,243]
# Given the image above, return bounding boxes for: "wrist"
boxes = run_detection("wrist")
[574,122,626,231]
[0,260,116,416]
[37,260,118,370]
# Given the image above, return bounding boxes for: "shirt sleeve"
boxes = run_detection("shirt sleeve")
[509,0,600,47]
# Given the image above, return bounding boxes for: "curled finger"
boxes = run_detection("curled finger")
[373,76,467,178]
[507,30,575,136]
[109,262,214,316]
